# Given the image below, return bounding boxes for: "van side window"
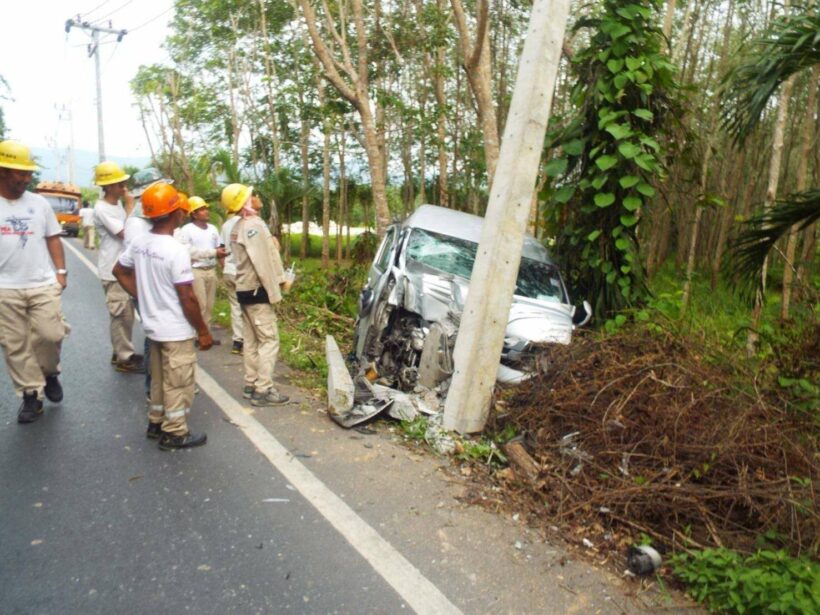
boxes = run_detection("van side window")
[374,227,396,272]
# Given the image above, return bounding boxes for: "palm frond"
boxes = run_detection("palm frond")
[721,9,820,146]
[728,189,820,300]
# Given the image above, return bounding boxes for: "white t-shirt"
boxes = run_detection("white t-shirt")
[0,191,62,289]
[176,222,220,268]
[123,212,152,248]
[220,215,240,276]
[118,232,195,342]
[94,200,126,281]
[79,207,95,227]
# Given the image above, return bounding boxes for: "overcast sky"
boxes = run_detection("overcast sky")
[3,1,174,163]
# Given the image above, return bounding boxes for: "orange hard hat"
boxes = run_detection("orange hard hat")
[142,182,181,219]
[176,191,190,213]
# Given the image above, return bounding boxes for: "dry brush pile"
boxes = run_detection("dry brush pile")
[493,328,818,557]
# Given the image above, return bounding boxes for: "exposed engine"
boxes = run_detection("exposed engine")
[374,311,428,391]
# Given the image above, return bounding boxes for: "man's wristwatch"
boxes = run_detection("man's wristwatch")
[56,269,68,275]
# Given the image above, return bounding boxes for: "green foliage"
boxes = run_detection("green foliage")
[721,7,820,146]
[400,416,430,442]
[349,231,379,264]
[455,439,507,466]
[544,0,679,321]
[671,548,820,615]
[728,189,820,302]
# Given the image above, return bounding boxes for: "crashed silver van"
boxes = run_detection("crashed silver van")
[352,205,590,391]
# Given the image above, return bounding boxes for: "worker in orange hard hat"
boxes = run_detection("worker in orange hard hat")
[0,140,70,423]
[93,160,143,374]
[113,182,212,450]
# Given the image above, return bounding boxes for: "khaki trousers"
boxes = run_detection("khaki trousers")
[83,225,96,249]
[192,268,217,328]
[147,339,196,436]
[222,273,244,343]
[242,302,279,394]
[0,284,68,398]
[102,280,135,362]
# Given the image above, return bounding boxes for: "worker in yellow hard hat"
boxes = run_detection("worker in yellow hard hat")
[219,195,245,356]
[113,182,212,450]
[0,140,70,423]
[92,160,143,374]
[175,196,223,336]
[220,184,289,407]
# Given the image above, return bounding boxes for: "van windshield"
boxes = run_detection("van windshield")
[405,228,566,302]
[42,195,78,214]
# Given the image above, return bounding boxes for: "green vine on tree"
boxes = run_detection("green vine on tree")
[544,0,678,321]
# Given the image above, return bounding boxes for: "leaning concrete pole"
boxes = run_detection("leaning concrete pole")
[443,0,570,434]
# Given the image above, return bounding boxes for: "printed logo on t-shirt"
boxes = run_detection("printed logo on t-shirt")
[247,229,258,238]
[1,215,34,248]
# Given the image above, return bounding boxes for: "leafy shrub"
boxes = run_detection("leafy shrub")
[671,548,820,615]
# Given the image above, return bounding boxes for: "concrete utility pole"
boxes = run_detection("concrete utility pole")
[55,105,76,184]
[442,0,570,434]
[64,17,128,163]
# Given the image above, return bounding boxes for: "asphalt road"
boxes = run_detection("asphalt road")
[0,239,430,614]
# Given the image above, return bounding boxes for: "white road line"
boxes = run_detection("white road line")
[197,370,462,615]
[63,238,143,323]
[66,236,462,615]
[62,237,98,273]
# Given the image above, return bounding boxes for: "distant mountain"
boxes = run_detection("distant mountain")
[31,147,150,188]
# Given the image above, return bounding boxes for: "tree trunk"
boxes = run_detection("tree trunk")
[711,149,744,290]
[450,0,500,186]
[318,81,331,269]
[748,73,796,352]
[298,87,311,260]
[258,0,282,170]
[298,0,391,237]
[335,129,347,262]
[663,0,677,41]
[783,65,818,315]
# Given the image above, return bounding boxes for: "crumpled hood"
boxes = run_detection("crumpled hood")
[403,261,572,344]
[505,298,572,345]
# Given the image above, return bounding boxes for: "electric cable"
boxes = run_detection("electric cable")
[89,0,135,24]
[130,6,174,32]
[80,0,113,20]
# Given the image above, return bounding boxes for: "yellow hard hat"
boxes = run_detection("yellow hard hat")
[188,196,208,213]
[220,183,253,213]
[94,161,130,186]
[0,140,38,171]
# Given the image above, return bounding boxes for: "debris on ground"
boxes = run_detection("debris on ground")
[489,328,818,557]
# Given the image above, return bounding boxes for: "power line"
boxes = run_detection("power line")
[80,0,113,20]
[65,18,129,161]
[130,6,174,32]
[89,0,135,25]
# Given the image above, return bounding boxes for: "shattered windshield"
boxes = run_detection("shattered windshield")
[405,228,566,303]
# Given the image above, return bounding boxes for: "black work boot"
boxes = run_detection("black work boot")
[115,355,146,374]
[44,375,63,403]
[158,432,207,451]
[17,392,44,424]
[146,423,163,440]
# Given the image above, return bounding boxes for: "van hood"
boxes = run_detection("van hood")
[402,262,572,344]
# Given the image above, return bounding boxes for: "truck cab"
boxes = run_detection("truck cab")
[36,181,82,236]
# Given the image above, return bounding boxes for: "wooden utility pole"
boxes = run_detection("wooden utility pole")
[64,17,128,163]
[443,0,570,434]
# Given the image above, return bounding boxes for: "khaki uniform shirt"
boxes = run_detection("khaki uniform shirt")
[231,215,285,304]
